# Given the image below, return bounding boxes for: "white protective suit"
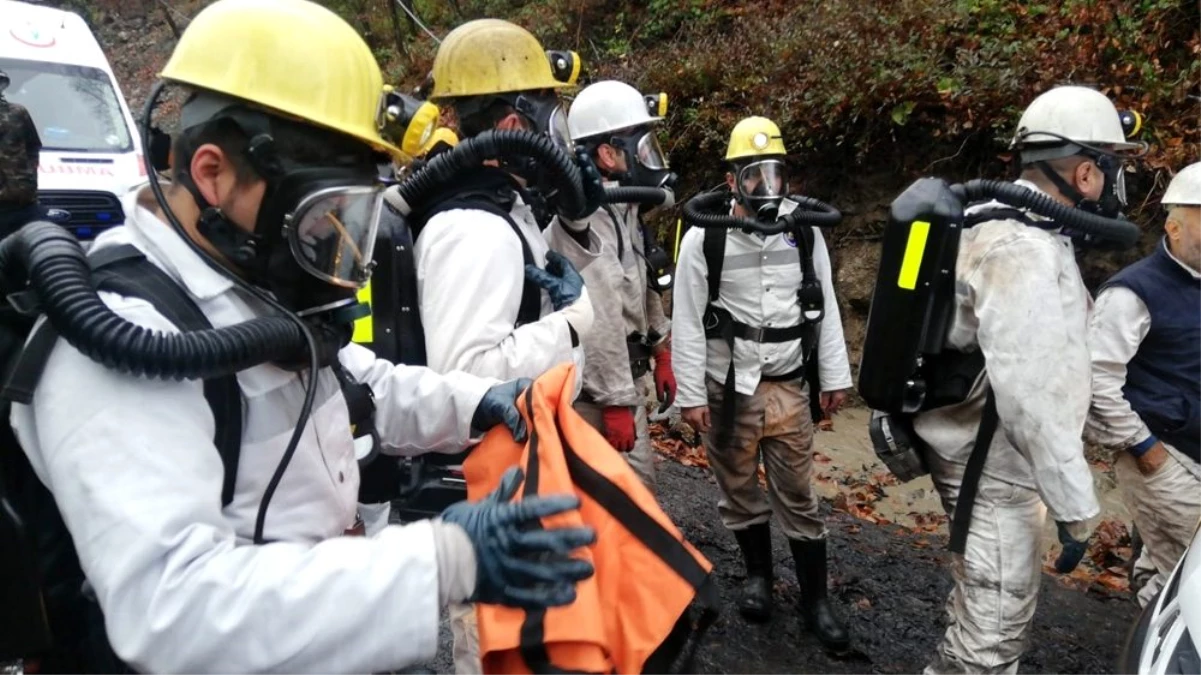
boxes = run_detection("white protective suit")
[1086,246,1201,606]
[673,198,852,408]
[10,189,497,674]
[413,191,587,380]
[671,198,852,541]
[546,190,671,488]
[912,180,1101,674]
[413,188,593,674]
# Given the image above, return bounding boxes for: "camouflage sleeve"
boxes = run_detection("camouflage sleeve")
[19,105,42,156]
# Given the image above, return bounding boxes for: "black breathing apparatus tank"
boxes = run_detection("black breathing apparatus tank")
[858,178,965,414]
[858,176,1141,415]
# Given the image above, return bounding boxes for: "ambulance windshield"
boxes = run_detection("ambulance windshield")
[1,57,133,153]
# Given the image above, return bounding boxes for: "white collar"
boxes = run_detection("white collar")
[1164,238,1201,279]
[120,187,237,301]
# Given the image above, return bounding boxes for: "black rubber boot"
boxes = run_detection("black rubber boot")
[790,537,850,652]
[732,522,773,622]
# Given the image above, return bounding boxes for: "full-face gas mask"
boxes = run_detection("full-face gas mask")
[481,91,572,188]
[514,91,572,151]
[733,159,788,222]
[1034,151,1128,221]
[607,128,677,190]
[172,98,392,367]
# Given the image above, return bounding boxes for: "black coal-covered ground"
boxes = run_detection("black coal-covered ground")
[411,460,1139,674]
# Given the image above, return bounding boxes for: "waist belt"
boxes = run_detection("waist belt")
[702,305,815,444]
[761,364,806,383]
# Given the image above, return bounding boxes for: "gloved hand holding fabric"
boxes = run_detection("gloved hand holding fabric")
[601,406,636,452]
[441,466,597,609]
[472,379,534,442]
[652,347,676,412]
[1053,520,1093,573]
[525,250,584,311]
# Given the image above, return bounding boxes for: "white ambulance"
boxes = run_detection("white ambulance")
[0,0,145,240]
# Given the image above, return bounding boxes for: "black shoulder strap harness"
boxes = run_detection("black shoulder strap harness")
[948,387,998,555]
[2,244,245,506]
[700,226,825,443]
[936,206,1026,555]
[413,167,543,328]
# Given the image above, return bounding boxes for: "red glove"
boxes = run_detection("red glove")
[601,406,636,452]
[653,348,676,411]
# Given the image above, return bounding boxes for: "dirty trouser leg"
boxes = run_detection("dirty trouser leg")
[626,374,657,492]
[1131,545,1160,606]
[575,389,656,492]
[449,602,481,674]
[701,377,772,531]
[757,379,825,541]
[1114,450,1201,608]
[924,454,1046,675]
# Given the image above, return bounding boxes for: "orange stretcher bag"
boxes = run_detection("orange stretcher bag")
[463,364,719,674]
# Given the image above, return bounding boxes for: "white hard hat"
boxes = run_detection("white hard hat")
[1012,85,1144,163]
[1163,162,1201,207]
[567,80,661,141]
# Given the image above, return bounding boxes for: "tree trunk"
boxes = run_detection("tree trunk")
[387,0,411,59]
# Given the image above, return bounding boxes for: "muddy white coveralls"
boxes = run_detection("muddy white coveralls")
[912,180,1102,674]
[673,198,852,538]
[547,188,670,489]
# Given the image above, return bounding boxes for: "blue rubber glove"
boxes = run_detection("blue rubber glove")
[471,378,533,442]
[525,250,584,311]
[1054,521,1091,574]
[441,466,596,609]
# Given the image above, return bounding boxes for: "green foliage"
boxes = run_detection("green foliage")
[94,0,1193,230]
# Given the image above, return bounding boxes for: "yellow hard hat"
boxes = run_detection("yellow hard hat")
[420,127,459,156]
[725,116,787,161]
[160,0,405,160]
[429,19,571,100]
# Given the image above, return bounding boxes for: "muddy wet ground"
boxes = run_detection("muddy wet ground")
[413,456,1139,674]
[653,461,1138,674]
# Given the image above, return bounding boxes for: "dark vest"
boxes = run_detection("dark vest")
[1101,239,1201,464]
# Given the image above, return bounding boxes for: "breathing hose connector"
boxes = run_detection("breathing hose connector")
[0,220,308,380]
[952,179,1140,248]
[682,190,843,234]
[602,186,675,208]
[386,129,587,218]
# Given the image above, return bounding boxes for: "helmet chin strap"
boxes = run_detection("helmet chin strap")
[173,168,267,274]
[1036,160,1089,207]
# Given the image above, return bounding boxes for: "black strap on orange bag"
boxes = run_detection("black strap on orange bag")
[516,388,719,675]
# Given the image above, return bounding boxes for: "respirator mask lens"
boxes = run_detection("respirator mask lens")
[547,104,572,149]
[635,132,669,171]
[517,93,572,150]
[287,185,383,288]
[738,160,787,200]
